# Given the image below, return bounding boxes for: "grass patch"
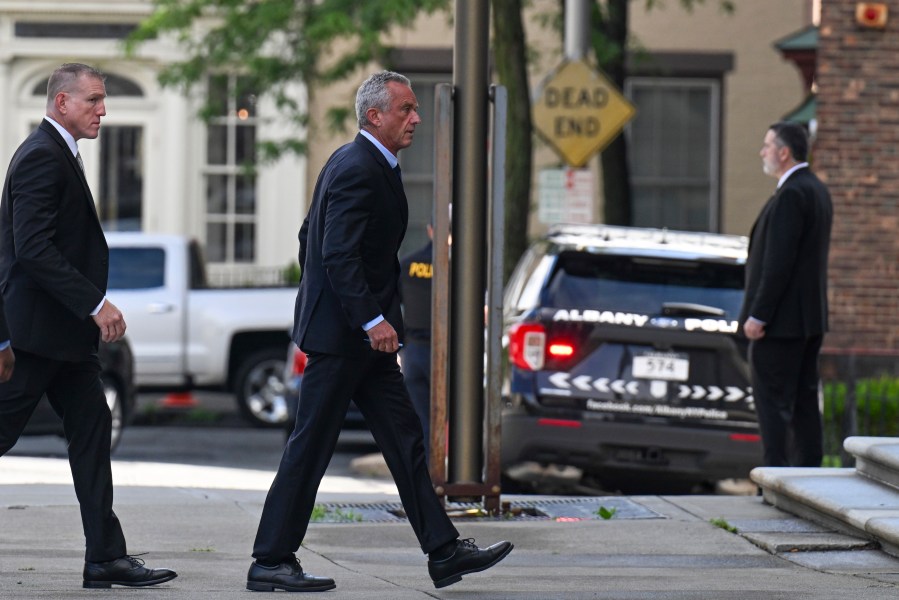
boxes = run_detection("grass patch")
[596,506,617,520]
[309,504,363,523]
[710,517,738,533]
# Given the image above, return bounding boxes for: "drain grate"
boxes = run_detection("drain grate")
[526,497,663,521]
[311,497,663,524]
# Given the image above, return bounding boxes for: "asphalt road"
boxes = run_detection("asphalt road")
[12,390,754,496]
[11,391,378,478]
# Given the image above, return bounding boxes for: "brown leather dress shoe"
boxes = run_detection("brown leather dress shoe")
[428,538,514,588]
[83,555,177,588]
[246,556,336,592]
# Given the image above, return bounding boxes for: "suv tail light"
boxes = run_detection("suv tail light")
[548,342,575,358]
[291,345,308,376]
[508,323,546,371]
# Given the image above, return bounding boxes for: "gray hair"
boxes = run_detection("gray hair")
[47,63,106,107]
[355,71,411,129]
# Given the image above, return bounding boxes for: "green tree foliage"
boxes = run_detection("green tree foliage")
[128,1,733,278]
[126,0,451,157]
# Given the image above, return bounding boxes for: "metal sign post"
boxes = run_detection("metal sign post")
[429,79,507,514]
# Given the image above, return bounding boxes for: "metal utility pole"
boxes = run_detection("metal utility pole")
[565,0,590,60]
[449,0,490,489]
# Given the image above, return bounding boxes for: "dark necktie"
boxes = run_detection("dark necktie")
[76,152,85,173]
[393,164,402,182]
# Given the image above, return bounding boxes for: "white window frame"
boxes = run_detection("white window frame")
[203,74,258,264]
[624,77,721,232]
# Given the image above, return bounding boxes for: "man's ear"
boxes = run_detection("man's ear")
[366,107,381,128]
[55,92,68,115]
[779,144,792,163]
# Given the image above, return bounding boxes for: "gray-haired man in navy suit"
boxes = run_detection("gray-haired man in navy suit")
[247,71,513,593]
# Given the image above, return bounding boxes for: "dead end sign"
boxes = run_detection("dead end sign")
[533,60,636,168]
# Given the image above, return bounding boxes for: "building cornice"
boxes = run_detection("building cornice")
[0,2,151,18]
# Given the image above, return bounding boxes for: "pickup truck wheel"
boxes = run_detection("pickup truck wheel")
[235,348,288,427]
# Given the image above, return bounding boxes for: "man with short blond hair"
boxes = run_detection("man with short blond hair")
[0,63,176,589]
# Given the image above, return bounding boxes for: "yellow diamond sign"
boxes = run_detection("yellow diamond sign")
[533,60,636,168]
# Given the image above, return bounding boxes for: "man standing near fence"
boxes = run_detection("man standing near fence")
[740,121,832,467]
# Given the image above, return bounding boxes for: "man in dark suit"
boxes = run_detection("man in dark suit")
[740,121,833,468]
[0,63,176,588]
[247,71,512,593]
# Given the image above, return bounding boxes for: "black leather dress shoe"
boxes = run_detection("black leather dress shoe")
[83,555,177,588]
[428,538,514,589]
[246,557,336,592]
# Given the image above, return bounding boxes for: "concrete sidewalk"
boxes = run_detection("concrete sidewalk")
[2,457,899,599]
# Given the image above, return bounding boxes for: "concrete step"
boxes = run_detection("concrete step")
[751,466,899,558]
[845,436,899,492]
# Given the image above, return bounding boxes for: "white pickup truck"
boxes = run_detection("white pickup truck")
[105,233,296,426]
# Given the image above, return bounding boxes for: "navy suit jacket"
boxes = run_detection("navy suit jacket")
[739,167,832,339]
[0,120,108,361]
[292,133,408,357]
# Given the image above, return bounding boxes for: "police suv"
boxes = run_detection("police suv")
[501,224,761,492]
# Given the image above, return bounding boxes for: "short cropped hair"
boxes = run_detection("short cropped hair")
[355,71,411,129]
[47,63,106,108]
[769,121,809,163]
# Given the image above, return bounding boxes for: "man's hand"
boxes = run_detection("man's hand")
[93,300,127,343]
[0,346,14,382]
[366,320,400,353]
[743,318,766,341]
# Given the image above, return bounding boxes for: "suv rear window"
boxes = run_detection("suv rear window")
[544,251,744,317]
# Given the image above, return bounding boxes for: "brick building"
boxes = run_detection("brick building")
[816,0,899,374]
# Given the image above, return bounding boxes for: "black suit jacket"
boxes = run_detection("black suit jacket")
[739,167,832,339]
[0,120,108,361]
[292,133,408,357]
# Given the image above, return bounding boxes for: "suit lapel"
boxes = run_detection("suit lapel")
[39,121,100,221]
[354,134,409,231]
[749,190,779,249]
[387,161,409,231]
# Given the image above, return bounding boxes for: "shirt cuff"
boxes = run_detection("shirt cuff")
[0,340,10,351]
[363,314,385,331]
[748,316,766,326]
[91,297,106,316]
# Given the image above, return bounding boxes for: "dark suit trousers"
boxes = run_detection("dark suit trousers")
[749,335,824,467]
[0,349,126,562]
[252,350,458,563]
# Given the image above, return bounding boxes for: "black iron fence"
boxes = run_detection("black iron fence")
[821,351,899,467]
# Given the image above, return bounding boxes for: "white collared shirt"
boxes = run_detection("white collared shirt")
[776,162,809,189]
[43,116,79,158]
[359,129,398,169]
